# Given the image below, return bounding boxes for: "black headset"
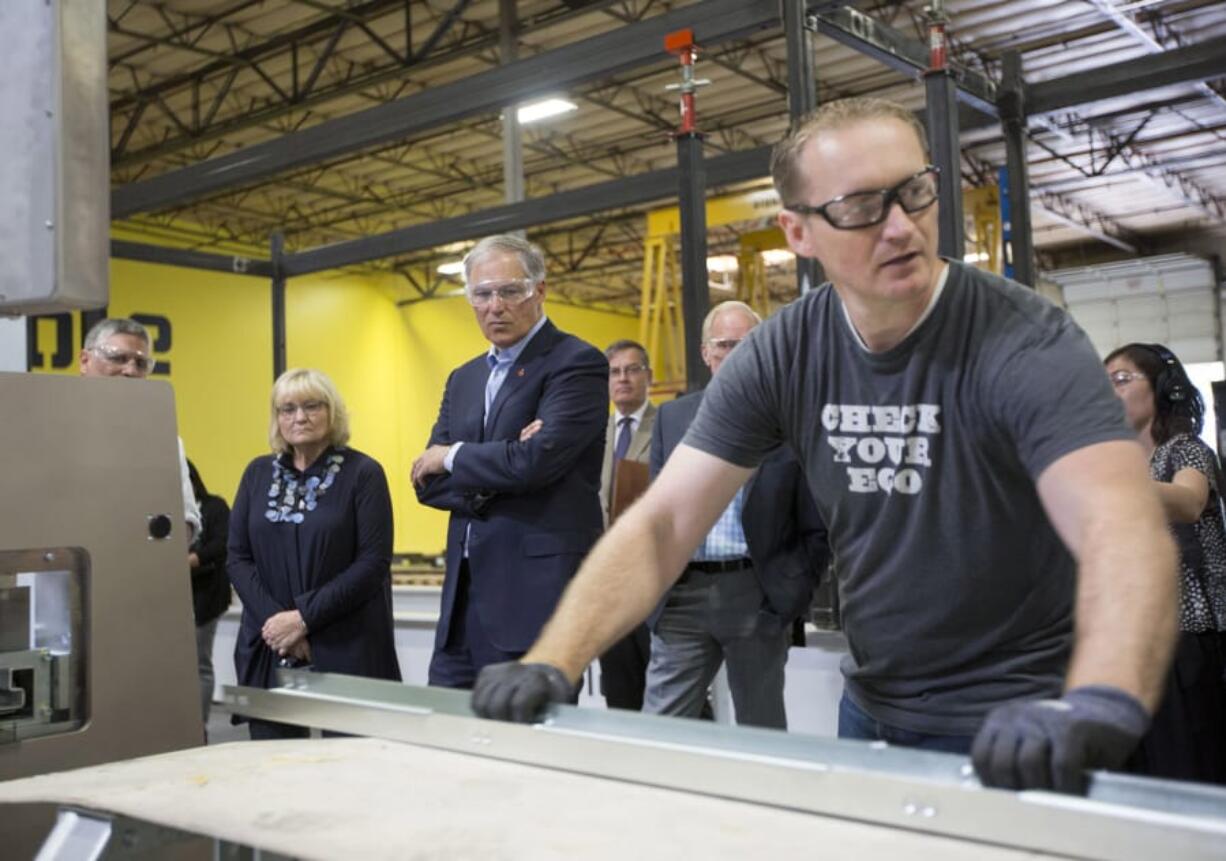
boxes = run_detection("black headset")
[1141,343,1189,404]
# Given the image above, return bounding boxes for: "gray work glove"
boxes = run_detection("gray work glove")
[471,661,575,723]
[971,685,1149,794]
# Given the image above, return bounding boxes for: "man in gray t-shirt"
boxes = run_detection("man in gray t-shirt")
[687,258,1127,737]
[472,97,1178,795]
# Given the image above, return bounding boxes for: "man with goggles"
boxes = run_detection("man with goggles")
[473,97,1177,797]
[78,317,200,542]
[413,234,607,690]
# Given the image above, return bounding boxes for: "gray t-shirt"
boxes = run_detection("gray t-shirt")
[684,261,1134,734]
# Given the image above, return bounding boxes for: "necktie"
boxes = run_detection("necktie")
[484,353,505,419]
[614,416,634,461]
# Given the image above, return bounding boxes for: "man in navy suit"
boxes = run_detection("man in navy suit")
[645,301,827,728]
[412,234,608,688]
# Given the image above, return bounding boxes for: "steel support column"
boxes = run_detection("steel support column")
[925,70,964,260]
[271,231,286,381]
[676,133,710,392]
[785,0,822,294]
[999,52,1035,287]
[499,0,524,228]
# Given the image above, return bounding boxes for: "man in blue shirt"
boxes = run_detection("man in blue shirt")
[413,234,608,688]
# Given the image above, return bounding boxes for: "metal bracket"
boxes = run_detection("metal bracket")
[34,808,204,860]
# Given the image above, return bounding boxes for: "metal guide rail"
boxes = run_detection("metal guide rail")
[225,671,1226,861]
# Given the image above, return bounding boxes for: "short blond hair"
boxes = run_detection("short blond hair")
[268,368,351,454]
[702,301,761,341]
[770,97,929,206]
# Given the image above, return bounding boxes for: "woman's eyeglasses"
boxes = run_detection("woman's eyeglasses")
[277,401,327,417]
[1109,371,1145,388]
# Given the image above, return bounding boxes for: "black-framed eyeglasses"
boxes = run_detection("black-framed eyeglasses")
[784,166,940,230]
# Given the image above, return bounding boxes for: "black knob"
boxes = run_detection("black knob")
[147,514,173,540]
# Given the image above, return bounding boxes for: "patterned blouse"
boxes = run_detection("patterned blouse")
[1150,433,1226,633]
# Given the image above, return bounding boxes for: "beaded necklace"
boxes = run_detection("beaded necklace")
[265,451,344,524]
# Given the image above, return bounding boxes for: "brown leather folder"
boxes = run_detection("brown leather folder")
[609,459,649,523]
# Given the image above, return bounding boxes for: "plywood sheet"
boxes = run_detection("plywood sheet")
[0,739,1066,860]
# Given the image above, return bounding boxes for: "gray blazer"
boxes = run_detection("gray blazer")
[599,401,657,524]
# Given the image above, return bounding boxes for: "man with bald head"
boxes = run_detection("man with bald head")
[643,301,825,729]
[473,98,1177,796]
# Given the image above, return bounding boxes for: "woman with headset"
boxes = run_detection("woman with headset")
[1105,343,1226,784]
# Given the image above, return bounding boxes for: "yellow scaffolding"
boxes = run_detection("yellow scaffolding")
[640,187,781,391]
[965,185,1002,275]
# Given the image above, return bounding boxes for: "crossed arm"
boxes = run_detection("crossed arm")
[414,353,607,506]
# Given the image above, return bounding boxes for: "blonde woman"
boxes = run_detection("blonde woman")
[228,368,401,739]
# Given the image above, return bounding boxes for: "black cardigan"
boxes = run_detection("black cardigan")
[191,494,233,625]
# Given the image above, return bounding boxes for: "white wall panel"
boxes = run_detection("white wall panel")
[1047,255,1220,363]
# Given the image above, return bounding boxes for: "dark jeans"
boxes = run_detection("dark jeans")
[1127,630,1226,785]
[838,693,973,754]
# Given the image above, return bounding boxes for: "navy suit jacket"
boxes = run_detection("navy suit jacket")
[417,319,608,652]
[650,390,829,623]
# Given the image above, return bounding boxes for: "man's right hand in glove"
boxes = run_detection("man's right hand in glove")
[971,685,1150,794]
[471,660,576,723]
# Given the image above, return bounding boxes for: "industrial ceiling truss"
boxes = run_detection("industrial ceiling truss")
[106,0,1226,307]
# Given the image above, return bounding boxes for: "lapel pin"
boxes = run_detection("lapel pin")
[516,367,525,377]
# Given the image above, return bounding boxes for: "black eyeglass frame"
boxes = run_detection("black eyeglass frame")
[784,165,941,230]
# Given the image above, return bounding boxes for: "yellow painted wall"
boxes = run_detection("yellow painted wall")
[27,258,271,505]
[30,261,638,555]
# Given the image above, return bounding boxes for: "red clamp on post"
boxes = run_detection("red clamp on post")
[924,1,949,71]
[664,28,709,136]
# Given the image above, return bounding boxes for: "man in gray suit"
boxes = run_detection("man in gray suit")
[598,339,657,710]
[600,339,657,522]
[644,302,826,728]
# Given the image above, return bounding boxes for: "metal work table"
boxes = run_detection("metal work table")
[3,673,1224,860]
[210,590,852,734]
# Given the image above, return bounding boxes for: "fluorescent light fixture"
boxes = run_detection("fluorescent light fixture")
[437,261,465,276]
[761,249,795,267]
[707,255,739,274]
[517,98,577,124]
